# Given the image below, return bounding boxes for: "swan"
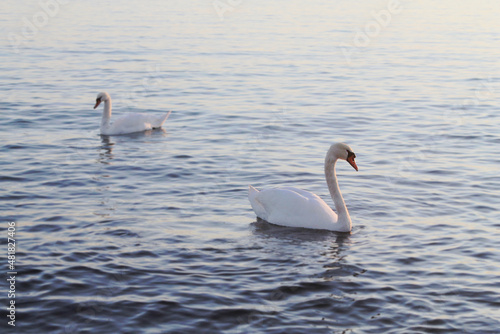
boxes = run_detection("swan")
[248,143,358,232]
[93,92,171,135]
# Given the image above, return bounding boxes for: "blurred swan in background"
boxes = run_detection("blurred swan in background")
[94,91,171,135]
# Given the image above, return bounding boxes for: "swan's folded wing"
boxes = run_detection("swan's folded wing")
[280,187,324,201]
[256,188,308,218]
[255,187,337,229]
[110,113,153,134]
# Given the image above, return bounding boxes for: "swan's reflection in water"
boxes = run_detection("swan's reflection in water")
[114,127,167,139]
[94,129,169,218]
[251,217,351,245]
[250,217,363,283]
[97,128,167,165]
[98,135,114,165]
[92,136,116,218]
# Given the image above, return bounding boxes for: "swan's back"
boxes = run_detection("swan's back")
[103,111,171,135]
[111,113,152,133]
[248,186,339,230]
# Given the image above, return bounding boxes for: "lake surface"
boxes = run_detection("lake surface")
[1,0,499,333]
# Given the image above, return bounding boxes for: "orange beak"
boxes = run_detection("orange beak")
[347,155,358,171]
[94,99,102,109]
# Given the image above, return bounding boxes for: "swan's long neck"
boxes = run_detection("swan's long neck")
[101,98,112,130]
[325,157,352,231]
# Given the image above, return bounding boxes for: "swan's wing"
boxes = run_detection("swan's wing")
[108,113,153,135]
[253,187,337,229]
[280,187,324,201]
[123,111,170,129]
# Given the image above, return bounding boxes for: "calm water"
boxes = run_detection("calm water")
[1,0,500,333]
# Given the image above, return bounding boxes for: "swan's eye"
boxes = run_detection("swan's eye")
[347,150,356,159]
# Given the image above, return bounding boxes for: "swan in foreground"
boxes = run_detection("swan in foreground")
[94,92,171,135]
[248,143,358,232]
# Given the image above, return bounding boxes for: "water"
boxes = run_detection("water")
[1,0,500,333]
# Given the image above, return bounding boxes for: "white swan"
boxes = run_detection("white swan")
[248,143,358,232]
[94,92,171,135]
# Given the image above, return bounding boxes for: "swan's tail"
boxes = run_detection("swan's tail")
[153,110,172,128]
[248,185,259,200]
[248,185,267,220]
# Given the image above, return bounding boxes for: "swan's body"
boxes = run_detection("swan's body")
[94,92,171,135]
[248,143,358,232]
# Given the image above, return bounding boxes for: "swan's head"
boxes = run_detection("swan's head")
[327,143,358,171]
[94,92,110,109]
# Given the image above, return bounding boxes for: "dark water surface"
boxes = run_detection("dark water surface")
[1,0,500,333]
